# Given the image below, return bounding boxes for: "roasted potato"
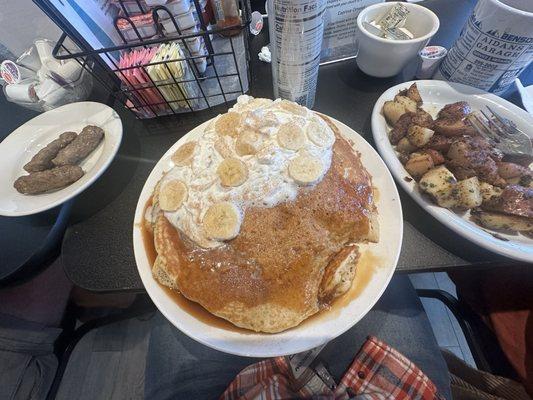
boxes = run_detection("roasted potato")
[471,210,533,232]
[399,84,423,105]
[406,84,423,105]
[394,95,418,113]
[407,125,434,148]
[499,173,529,186]
[405,153,434,179]
[390,112,414,144]
[446,140,468,161]
[433,119,477,137]
[479,181,502,202]
[411,109,434,128]
[396,137,417,154]
[455,177,482,209]
[419,165,457,200]
[506,177,521,185]
[420,149,445,165]
[426,134,454,153]
[437,101,471,120]
[383,101,406,125]
[497,162,532,181]
[436,190,459,208]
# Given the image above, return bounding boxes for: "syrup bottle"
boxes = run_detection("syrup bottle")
[210,0,241,37]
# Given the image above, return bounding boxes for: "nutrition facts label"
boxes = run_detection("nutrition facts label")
[268,0,326,107]
[438,13,533,94]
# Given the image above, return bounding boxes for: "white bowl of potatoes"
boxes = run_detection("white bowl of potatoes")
[372,80,533,263]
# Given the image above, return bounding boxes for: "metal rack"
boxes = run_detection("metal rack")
[43,0,252,119]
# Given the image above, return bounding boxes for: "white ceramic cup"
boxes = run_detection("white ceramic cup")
[356,2,439,78]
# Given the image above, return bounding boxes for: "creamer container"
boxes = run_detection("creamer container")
[415,45,447,79]
[435,0,533,95]
[267,0,326,108]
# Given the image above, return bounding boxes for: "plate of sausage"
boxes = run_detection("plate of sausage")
[0,102,122,216]
[372,80,532,262]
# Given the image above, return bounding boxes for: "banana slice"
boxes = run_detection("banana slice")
[159,180,188,211]
[243,110,279,131]
[171,141,196,166]
[277,122,307,150]
[235,130,263,156]
[307,118,335,148]
[217,158,248,187]
[215,112,241,137]
[277,99,307,117]
[288,153,325,185]
[249,98,273,109]
[202,202,242,240]
[214,136,234,159]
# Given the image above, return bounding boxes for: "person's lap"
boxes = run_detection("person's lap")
[0,314,61,400]
[144,275,452,399]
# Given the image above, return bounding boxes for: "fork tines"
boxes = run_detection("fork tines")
[466,108,532,156]
[466,111,500,143]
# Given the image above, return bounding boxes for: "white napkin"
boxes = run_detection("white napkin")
[258,46,271,63]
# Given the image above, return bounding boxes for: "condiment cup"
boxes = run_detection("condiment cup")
[356,2,439,78]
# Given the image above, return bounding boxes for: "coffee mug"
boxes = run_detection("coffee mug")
[356,2,440,78]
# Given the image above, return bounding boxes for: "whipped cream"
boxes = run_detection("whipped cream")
[157,95,335,248]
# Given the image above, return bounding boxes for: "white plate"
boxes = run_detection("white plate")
[372,80,533,263]
[133,115,403,357]
[0,102,122,217]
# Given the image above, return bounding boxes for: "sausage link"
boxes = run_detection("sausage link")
[14,165,84,194]
[23,131,77,172]
[52,125,104,166]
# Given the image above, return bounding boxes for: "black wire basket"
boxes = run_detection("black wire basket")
[45,0,252,119]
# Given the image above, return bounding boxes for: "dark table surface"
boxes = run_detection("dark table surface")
[0,94,72,286]
[55,0,532,292]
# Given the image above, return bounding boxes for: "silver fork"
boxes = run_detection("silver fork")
[466,106,533,156]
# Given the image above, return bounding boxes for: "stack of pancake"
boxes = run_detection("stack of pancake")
[145,96,379,333]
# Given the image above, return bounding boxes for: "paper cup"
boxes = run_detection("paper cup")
[45,60,83,84]
[16,45,42,72]
[35,78,71,108]
[356,2,439,78]
[35,39,55,65]
[435,0,533,94]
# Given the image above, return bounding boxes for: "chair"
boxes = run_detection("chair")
[416,288,518,380]
[47,295,156,400]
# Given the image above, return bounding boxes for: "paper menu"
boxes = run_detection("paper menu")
[320,0,383,63]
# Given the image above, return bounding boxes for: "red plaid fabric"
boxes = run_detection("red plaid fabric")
[221,336,445,400]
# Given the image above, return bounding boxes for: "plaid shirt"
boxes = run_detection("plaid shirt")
[221,336,444,400]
